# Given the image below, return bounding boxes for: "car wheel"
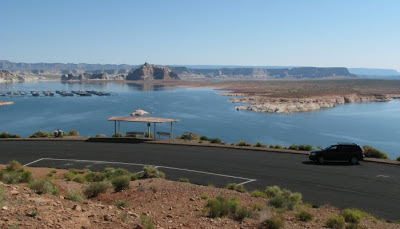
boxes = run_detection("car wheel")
[318,156,325,164]
[350,156,359,165]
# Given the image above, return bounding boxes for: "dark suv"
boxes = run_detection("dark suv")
[309,143,364,165]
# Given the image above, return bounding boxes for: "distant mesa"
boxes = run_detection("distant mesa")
[0,70,25,82]
[61,72,109,81]
[126,63,180,81]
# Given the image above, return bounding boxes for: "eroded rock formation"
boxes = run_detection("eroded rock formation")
[0,70,25,82]
[126,63,180,81]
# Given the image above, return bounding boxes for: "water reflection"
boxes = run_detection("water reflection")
[126,83,166,91]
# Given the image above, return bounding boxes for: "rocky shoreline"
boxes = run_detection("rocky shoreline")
[0,100,13,106]
[227,93,400,113]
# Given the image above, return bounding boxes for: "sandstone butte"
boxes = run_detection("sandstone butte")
[225,93,400,113]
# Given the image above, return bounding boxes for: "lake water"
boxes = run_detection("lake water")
[1,81,400,159]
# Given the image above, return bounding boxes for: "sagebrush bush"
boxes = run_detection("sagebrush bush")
[326,214,345,228]
[73,175,86,183]
[237,141,251,146]
[254,142,265,147]
[30,179,59,195]
[0,185,3,206]
[139,215,155,229]
[95,134,106,137]
[363,145,389,159]
[296,210,313,222]
[289,144,299,150]
[207,196,239,218]
[84,172,105,182]
[274,145,283,149]
[67,190,86,202]
[179,178,189,183]
[20,171,33,183]
[226,183,246,193]
[140,166,165,179]
[115,200,128,208]
[47,170,57,177]
[252,203,265,211]
[200,136,209,141]
[68,129,79,136]
[130,173,139,181]
[30,130,49,138]
[251,190,268,198]
[262,216,285,229]
[2,172,21,184]
[111,175,130,192]
[6,160,23,172]
[104,168,131,179]
[235,207,253,221]
[210,138,222,144]
[265,186,281,198]
[84,182,110,198]
[64,172,76,181]
[199,193,208,199]
[0,131,21,138]
[267,186,302,210]
[340,209,363,224]
[112,132,124,137]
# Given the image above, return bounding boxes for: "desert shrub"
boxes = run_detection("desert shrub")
[47,170,57,177]
[262,216,285,229]
[226,183,246,193]
[235,207,253,221]
[268,187,302,210]
[145,131,154,138]
[30,130,49,138]
[0,185,3,205]
[112,132,124,137]
[64,172,76,181]
[104,168,131,179]
[274,144,283,149]
[179,178,189,183]
[67,190,86,202]
[252,203,265,211]
[199,193,208,199]
[96,134,106,137]
[6,160,23,172]
[254,142,265,147]
[139,215,155,229]
[140,166,165,179]
[210,138,222,144]
[304,145,313,151]
[341,209,363,224]
[208,184,216,187]
[115,200,128,208]
[251,190,268,198]
[30,179,59,195]
[237,141,251,146]
[191,133,200,140]
[20,171,33,183]
[289,144,299,150]
[84,172,105,182]
[326,214,345,228]
[207,196,239,218]
[111,175,130,192]
[397,156,400,162]
[296,210,313,222]
[363,145,389,159]
[265,186,281,198]
[130,173,139,181]
[0,132,21,138]
[200,136,209,141]
[73,175,86,183]
[84,182,110,198]
[68,129,79,136]
[2,172,21,184]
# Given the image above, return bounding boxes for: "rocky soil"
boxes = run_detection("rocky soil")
[1,165,399,229]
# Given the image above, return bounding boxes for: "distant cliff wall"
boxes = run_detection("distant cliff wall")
[126,63,180,80]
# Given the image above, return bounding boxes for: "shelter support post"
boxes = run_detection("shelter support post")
[154,123,156,139]
[147,123,151,138]
[114,121,116,138]
[170,122,173,139]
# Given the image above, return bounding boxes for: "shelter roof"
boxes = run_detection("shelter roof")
[108,116,179,123]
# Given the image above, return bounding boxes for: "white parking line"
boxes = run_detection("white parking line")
[23,158,257,184]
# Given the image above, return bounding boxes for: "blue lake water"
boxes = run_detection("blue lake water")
[1,81,400,159]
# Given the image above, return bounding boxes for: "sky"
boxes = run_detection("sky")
[0,0,399,70]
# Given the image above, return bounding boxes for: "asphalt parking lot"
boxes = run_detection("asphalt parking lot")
[1,140,399,221]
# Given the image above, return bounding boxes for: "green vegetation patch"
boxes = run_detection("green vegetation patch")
[140,166,165,179]
[207,196,239,218]
[340,208,366,224]
[236,141,251,146]
[0,131,21,138]
[266,186,302,210]
[179,178,189,183]
[251,190,268,198]
[254,142,266,147]
[30,130,49,138]
[84,182,110,198]
[0,161,33,184]
[363,145,389,159]
[6,160,23,172]
[67,189,86,202]
[84,172,105,182]
[326,214,345,228]
[68,129,79,136]
[110,175,130,192]
[115,200,128,208]
[226,183,246,193]
[30,179,59,195]
[139,215,155,229]
[262,215,285,229]
[296,210,313,222]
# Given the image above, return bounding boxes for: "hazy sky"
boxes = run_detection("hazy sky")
[1,0,399,69]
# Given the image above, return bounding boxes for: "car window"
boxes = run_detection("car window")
[330,146,337,150]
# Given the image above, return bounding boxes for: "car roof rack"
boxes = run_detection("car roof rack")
[337,142,357,145]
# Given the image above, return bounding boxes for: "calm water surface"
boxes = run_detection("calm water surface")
[1,81,399,159]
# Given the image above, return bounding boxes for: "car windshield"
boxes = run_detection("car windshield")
[324,145,334,150]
